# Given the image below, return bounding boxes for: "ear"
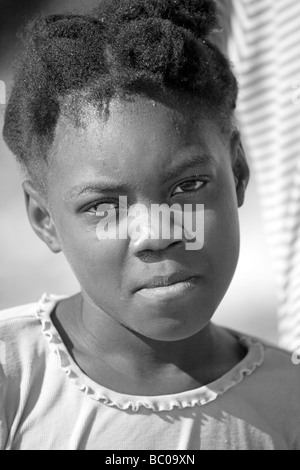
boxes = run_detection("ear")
[230,131,250,208]
[22,181,62,254]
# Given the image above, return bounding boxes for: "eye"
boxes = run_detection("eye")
[172,178,208,196]
[86,201,119,216]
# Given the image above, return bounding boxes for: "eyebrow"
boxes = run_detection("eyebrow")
[162,154,215,183]
[65,181,130,201]
[65,154,215,201]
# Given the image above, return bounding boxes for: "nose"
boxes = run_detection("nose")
[129,205,183,254]
[132,230,181,253]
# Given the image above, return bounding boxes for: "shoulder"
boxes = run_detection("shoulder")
[255,341,300,448]
[226,327,300,384]
[0,301,40,325]
[0,293,65,335]
[226,328,300,411]
[236,330,300,391]
[0,298,53,449]
[0,295,61,378]
[0,301,42,349]
[225,330,300,448]
[260,341,300,390]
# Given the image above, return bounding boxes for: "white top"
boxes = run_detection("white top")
[0,293,299,450]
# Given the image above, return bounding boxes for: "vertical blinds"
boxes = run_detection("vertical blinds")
[216,0,300,351]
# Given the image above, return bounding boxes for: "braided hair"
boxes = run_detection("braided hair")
[3,0,238,185]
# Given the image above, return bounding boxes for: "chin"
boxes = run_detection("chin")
[132,304,211,342]
[137,321,209,342]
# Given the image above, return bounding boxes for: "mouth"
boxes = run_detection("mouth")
[140,273,197,289]
[135,273,200,301]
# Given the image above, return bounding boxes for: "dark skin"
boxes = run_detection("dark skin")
[23,93,249,396]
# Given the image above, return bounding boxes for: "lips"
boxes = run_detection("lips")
[136,272,198,291]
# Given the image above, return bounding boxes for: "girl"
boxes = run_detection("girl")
[1,0,299,450]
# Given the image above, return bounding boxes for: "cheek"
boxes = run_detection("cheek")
[203,176,240,287]
[55,215,126,290]
[205,206,240,262]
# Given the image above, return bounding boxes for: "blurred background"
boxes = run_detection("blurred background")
[0,0,278,343]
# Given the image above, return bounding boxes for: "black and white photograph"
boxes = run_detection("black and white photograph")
[0,0,299,451]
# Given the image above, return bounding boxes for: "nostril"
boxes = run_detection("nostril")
[135,240,183,262]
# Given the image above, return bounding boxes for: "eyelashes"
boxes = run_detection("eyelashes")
[84,176,210,216]
[87,201,120,216]
[171,176,209,196]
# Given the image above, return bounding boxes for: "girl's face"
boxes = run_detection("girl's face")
[43,95,247,341]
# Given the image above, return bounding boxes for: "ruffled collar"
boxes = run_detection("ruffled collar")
[36,293,265,413]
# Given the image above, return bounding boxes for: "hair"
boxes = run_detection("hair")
[3,0,238,188]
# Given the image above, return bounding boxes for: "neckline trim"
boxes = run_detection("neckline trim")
[36,293,265,412]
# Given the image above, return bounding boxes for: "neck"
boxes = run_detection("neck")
[55,292,244,392]
[78,293,223,376]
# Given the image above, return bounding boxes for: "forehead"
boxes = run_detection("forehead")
[48,95,227,190]
[54,95,212,148]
